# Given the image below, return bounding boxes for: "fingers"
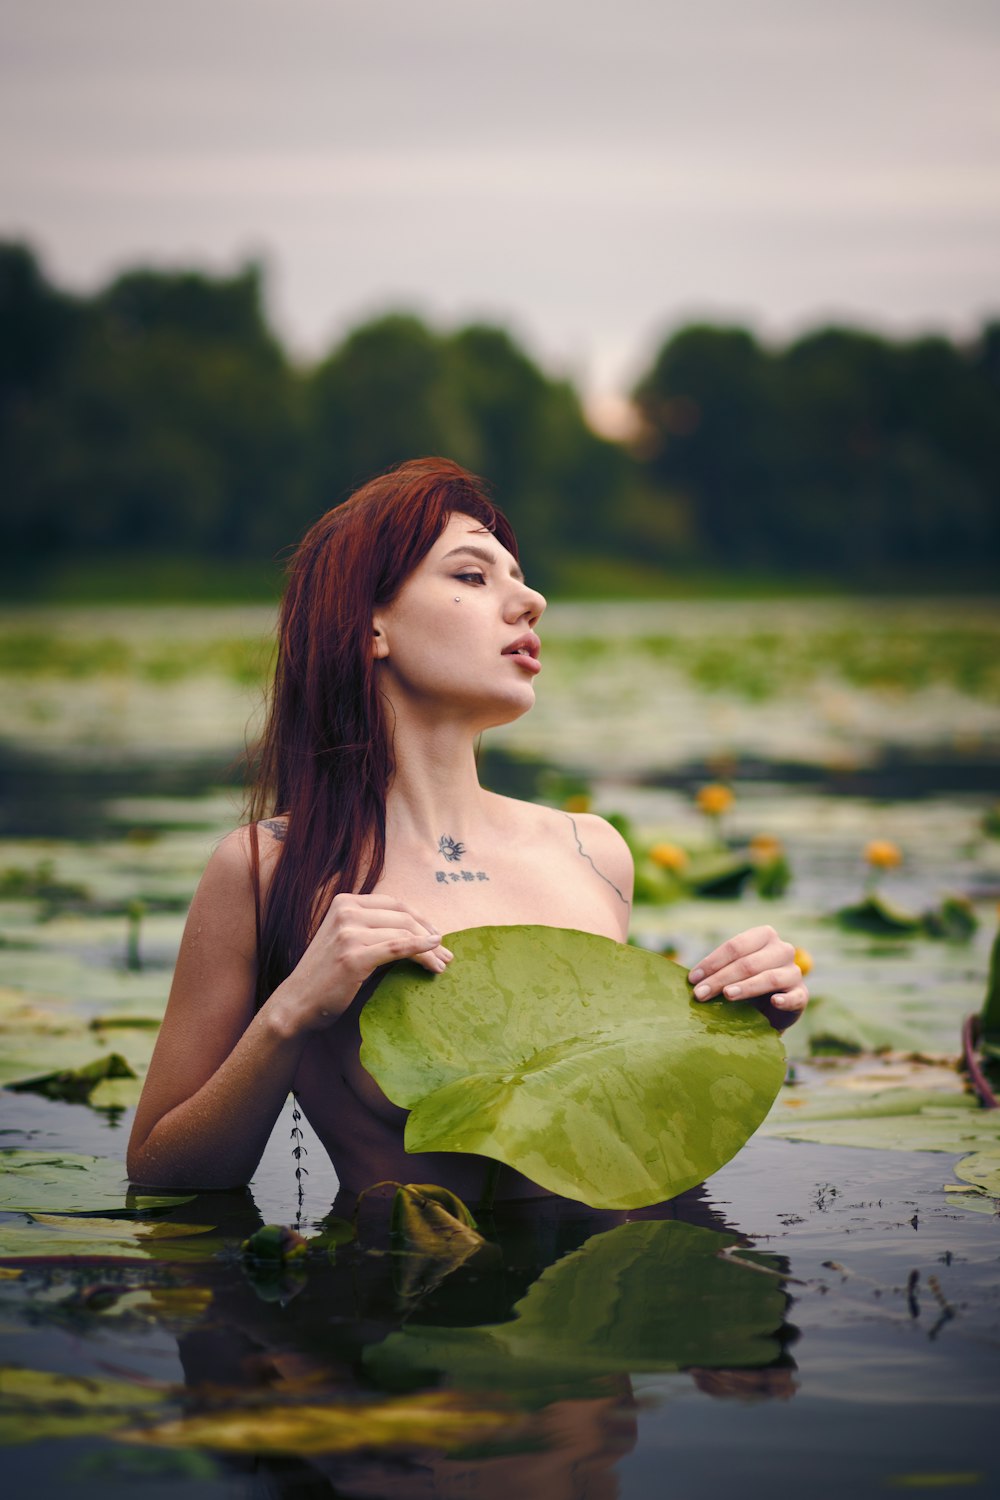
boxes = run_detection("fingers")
[768,984,809,1013]
[688,926,806,1008]
[326,892,440,936]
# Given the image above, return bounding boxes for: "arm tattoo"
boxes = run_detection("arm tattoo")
[260,818,287,843]
[561,812,630,909]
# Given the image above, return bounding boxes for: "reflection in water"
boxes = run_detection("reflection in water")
[159,1182,797,1499]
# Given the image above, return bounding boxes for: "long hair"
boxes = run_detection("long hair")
[247,457,519,1005]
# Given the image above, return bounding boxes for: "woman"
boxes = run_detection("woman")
[127,458,808,1197]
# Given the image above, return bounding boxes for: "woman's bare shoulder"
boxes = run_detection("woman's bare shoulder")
[197,820,285,907]
[488,795,634,875]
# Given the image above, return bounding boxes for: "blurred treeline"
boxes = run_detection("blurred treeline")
[2,240,998,598]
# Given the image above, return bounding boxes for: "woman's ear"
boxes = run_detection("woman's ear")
[371,619,389,660]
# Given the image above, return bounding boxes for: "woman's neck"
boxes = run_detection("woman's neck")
[383,721,491,857]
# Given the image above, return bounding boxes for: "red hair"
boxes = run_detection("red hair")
[248,457,518,1004]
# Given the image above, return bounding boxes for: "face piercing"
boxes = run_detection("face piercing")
[454,596,461,602]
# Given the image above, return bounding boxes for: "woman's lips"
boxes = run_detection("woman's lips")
[505,651,542,675]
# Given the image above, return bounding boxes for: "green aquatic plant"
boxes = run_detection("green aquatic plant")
[0,1151,192,1215]
[835,893,978,941]
[6,1052,136,1103]
[361,925,785,1210]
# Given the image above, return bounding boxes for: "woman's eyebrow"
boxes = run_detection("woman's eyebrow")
[441,544,525,583]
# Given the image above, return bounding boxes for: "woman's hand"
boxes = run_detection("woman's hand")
[276,893,452,1034]
[687,925,808,1026]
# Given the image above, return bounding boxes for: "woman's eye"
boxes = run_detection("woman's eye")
[455,573,486,585]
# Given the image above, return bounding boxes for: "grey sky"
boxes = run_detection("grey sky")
[2,0,998,425]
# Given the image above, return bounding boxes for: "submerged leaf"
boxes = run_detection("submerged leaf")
[124,1390,520,1456]
[361,925,785,1210]
[366,1218,788,1399]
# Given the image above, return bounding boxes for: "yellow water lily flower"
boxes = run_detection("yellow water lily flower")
[649,842,689,872]
[865,839,902,870]
[793,947,813,977]
[749,834,784,860]
[696,784,734,817]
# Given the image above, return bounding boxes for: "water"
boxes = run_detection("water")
[1,600,998,1497]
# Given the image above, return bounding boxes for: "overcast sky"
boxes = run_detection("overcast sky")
[2,0,998,426]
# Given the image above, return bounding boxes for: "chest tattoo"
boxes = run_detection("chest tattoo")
[438,834,466,862]
[435,869,490,885]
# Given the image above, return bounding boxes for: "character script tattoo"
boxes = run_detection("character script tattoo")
[438,834,466,863]
[260,818,288,843]
[562,812,630,909]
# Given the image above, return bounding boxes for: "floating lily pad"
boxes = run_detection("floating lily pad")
[361,926,786,1209]
[0,1151,193,1216]
[793,995,924,1057]
[0,1214,223,1264]
[7,1052,136,1102]
[685,852,756,898]
[762,1087,1000,1205]
[365,1218,787,1399]
[835,895,923,935]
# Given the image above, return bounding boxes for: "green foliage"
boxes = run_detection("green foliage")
[360,925,785,1209]
[0,859,89,904]
[4,239,996,592]
[633,320,1000,582]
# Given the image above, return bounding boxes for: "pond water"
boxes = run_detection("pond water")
[1,601,998,1498]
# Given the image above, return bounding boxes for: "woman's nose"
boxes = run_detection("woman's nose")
[510,584,546,628]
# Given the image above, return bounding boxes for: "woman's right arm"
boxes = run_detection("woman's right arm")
[126,827,450,1189]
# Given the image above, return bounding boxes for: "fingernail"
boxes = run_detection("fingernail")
[694,982,710,1000]
[689,968,705,983]
[771,995,788,1008]
[724,984,742,999]
[440,948,453,960]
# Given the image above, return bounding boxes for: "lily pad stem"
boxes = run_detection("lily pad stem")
[961,1014,998,1109]
[479,1158,503,1214]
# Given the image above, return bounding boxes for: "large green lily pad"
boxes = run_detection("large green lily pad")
[360,926,786,1209]
[365,1218,788,1399]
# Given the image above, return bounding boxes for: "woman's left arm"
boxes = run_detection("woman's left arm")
[688,925,808,1032]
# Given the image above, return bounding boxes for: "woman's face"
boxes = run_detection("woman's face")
[372,512,547,731]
